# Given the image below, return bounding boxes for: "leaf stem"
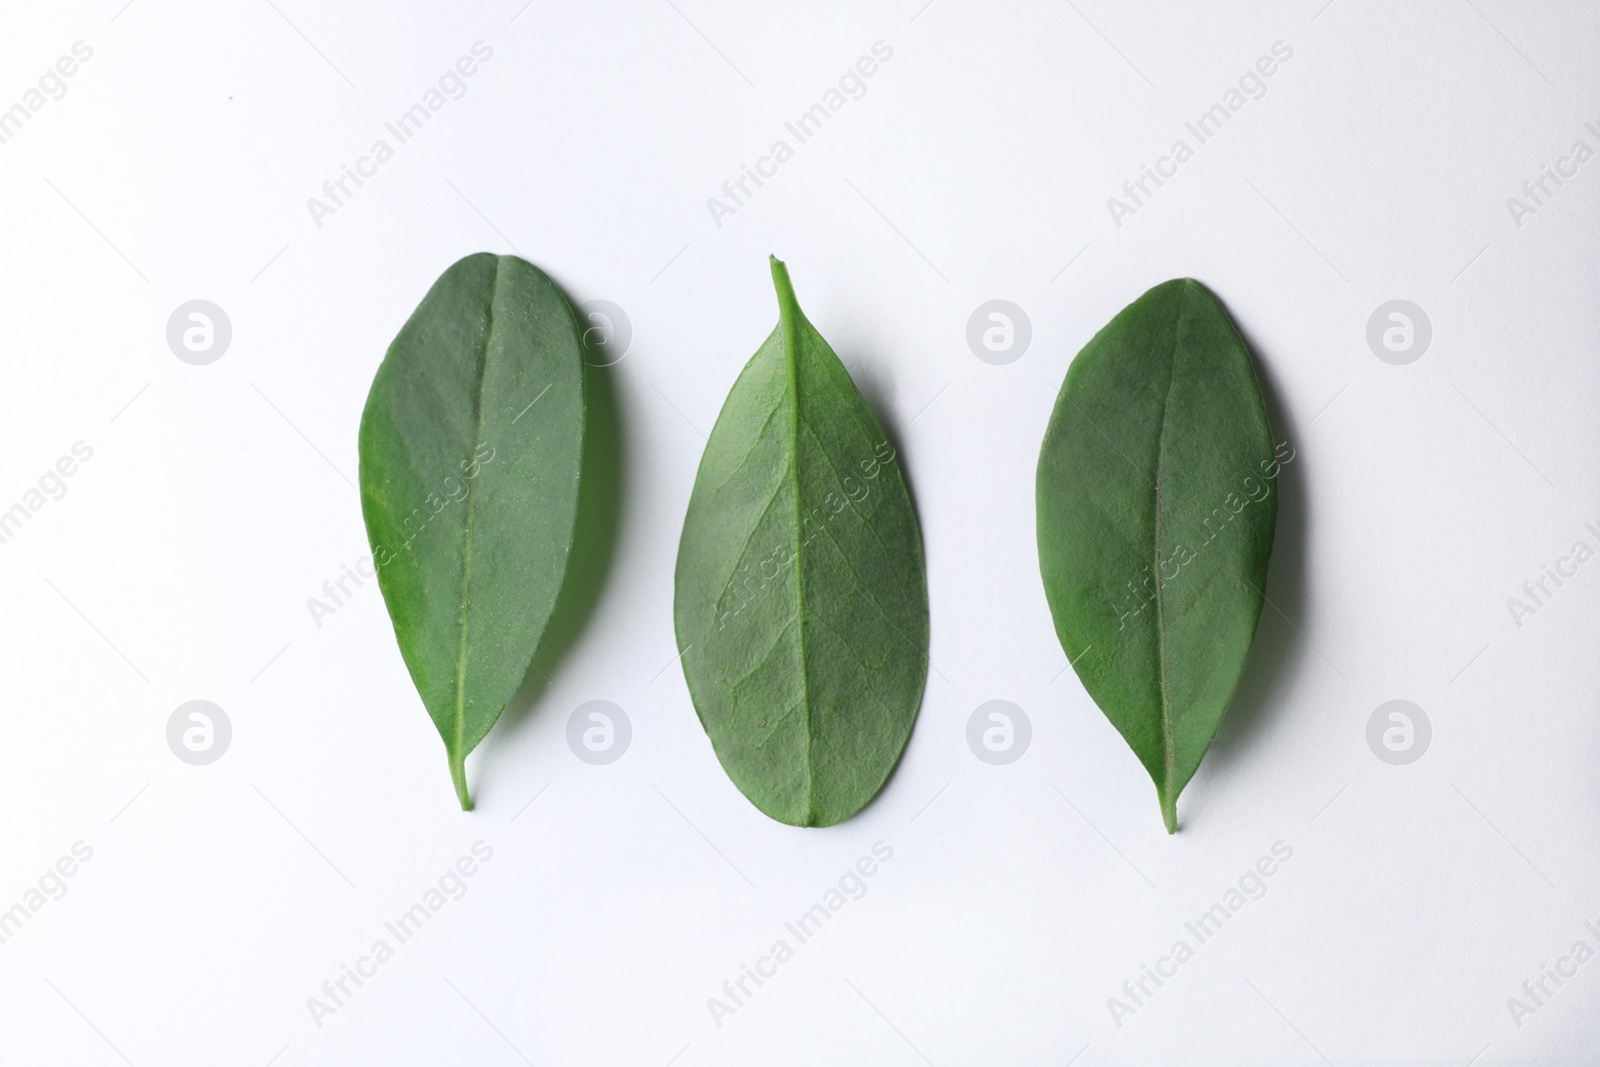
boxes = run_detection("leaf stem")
[1160,790,1177,834]
[450,754,474,811]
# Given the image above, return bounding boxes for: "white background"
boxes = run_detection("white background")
[0,1,1597,1064]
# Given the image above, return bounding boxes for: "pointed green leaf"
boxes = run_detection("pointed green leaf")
[359,253,585,810]
[674,256,929,827]
[1036,278,1279,833]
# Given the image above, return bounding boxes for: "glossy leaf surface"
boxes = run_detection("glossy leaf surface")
[360,253,585,809]
[1037,278,1278,832]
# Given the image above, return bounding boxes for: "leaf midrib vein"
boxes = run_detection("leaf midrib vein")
[780,288,813,821]
[1151,284,1190,803]
[452,258,504,760]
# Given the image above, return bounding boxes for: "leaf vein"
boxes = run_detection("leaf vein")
[710,474,788,625]
[451,258,504,767]
[725,617,796,692]
[1151,283,1191,813]
[797,418,900,560]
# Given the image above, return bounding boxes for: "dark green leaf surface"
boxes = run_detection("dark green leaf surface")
[674,256,928,827]
[1036,278,1278,833]
[360,253,585,810]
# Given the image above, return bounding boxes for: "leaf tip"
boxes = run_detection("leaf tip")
[450,754,474,812]
[768,253,791,292]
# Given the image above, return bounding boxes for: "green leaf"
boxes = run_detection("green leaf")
[674,256,929,827]
[359,253,585,810]
[1036,278,1279,833]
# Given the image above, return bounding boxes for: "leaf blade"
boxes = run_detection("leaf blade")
[674,256,929,827]
[1036,278,1278,832]
[359,253,586,809]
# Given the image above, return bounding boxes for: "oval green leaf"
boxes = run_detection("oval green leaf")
[359,253,585,810]
[674,256,929,827]
[1036,278,1279,833]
